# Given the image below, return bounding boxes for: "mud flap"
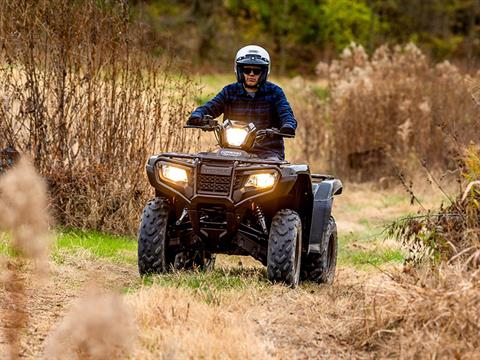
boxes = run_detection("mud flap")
[308,179,342,253]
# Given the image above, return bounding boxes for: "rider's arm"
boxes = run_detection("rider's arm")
[274,87,297,133]
[190,87,227,120]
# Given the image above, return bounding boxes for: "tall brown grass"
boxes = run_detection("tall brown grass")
[129,286,273,359]
[0,0,200,233]
[388,146,480,266]
[309,43,480,180]
[349,147,480,358]
[0,158,137,359]
[349,267,480,359]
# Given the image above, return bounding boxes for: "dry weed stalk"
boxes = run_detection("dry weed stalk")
[0,0,200,234]
[0,157,52,359]
[388,146,480,265]
[44,287,136,360]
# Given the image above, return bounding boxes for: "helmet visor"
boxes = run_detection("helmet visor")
[236,54,269,66]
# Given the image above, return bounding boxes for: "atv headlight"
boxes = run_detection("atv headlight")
[245,172,278,189]
[161,164,188,183]
[225,127,249,147]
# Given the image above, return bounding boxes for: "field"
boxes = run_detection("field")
[1,1,480,358]
[1,181,435,359]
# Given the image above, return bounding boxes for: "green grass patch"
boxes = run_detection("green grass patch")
[134,266,267,303]
[53,228,137,265]
[381,193,408,208]
[0,233,17,257]
[341,247,404,267]
[338,231,404,268]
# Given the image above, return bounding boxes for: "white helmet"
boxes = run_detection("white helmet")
[234,45,270,86]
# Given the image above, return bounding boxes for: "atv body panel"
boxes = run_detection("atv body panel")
[145,149,342,266]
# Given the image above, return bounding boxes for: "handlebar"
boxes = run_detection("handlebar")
[256,128,295,139]
[184,118,294,139]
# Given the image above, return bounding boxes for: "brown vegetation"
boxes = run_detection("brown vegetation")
[0,0,200,233]
[389,146,480,265]
[353,267,480,359]
[129,286,273,359]
[348,147,480,359]
[298,43,480,180]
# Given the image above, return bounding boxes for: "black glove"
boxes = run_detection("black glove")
[187,115,205,126]
[280,126,296,136]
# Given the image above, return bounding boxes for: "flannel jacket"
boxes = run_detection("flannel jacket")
[190,81,297,160]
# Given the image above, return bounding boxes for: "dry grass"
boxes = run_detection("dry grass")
[0,157,52,359]
[358,148,480,358]
[129,286,273,359]
[388,146,480,265]
[0,158,137,359]
[352,266,480,359]
[308,43,480,180]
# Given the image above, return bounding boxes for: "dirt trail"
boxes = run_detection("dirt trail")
[1,252,392,359]
[0,184,429,359]
[0,253,137,358]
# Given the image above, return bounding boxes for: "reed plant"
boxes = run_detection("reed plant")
[311,43,480,181]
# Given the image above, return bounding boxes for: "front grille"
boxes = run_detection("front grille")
[197,173,247,194]
[198,174,231,193]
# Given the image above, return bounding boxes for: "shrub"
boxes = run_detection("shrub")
[388,146,480,266]
[0,0,200,233]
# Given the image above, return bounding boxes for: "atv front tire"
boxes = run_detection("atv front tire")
[138,197,174,275]
[267,209,302,288]
[301,216,338,284]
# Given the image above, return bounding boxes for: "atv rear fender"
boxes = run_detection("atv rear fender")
[307,178,343,254]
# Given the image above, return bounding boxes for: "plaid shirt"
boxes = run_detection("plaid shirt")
[191,81,297,160]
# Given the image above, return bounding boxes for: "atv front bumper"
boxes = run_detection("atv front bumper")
[146,153,298,240]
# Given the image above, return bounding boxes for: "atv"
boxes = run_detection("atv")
[138,117,342,287]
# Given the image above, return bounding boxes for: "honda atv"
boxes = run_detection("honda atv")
[138,117,343,287]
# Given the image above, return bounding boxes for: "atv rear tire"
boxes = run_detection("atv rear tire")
[138,197,174,275]
[267,209,302,288]
[301,216,338,284]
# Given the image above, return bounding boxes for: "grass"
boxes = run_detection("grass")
[0,233,17,257]
[338,230,404,268]
[136,266,268,304]
[52,228,137,265]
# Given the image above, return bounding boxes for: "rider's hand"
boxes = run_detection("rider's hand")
[280,126,295,136]
[187,115,205,126]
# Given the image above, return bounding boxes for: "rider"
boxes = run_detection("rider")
[187,45,297,160]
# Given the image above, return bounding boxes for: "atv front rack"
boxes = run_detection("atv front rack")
[157,152,289,165]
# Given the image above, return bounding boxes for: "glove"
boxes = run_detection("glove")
[187,115,205,126]
[280,126,296,136]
